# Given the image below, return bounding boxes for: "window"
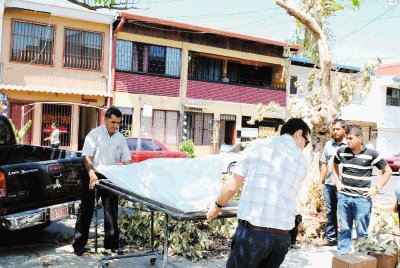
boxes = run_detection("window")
[126,138,137,150]
[116,40,181,77]
[188,54,223,82]
[41,104,72,147]
[290,76,298,94]
[116,107,133,137]
[140,109,180,145]
[141,139,154,151]
[11,20,54,65]
[386,87,400,107]
[64,29,103,71]
[186,113,213,146]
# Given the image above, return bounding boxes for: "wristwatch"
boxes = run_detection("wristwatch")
[375,186,381,193]
[214,201,224,209]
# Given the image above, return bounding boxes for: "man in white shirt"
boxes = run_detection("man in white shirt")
[73,107,132,256]
[207,118,310,268]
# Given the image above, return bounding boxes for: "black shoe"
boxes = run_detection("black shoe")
[111,247,124,255]
[74,247,89,256]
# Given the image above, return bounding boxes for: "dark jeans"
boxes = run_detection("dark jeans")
[323,184,338,243]
[73,173,120,251]
[51,143,60,148]
[227,224,291,268]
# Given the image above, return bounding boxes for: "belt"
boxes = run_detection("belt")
[238,220,290,235]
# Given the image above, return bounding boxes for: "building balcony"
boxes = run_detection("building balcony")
[187,79,286,106]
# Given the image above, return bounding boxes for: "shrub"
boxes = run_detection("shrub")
[179,140,195,158]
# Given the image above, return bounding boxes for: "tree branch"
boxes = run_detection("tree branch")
[275,0,323,39]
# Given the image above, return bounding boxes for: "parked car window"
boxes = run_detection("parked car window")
[126,138,137,150]
[141,139,154,151]
[153,140,163,151]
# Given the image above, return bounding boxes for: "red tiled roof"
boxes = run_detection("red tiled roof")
[120,13,300,50]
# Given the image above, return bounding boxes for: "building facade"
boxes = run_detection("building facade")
[113,13,297,155]
[0,0,115,150]
[290,57,400,157]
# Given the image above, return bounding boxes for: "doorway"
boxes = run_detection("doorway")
[78,107,98,150]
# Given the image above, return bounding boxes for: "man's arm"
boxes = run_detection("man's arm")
[332,162,342,191]
[207,173,245,221]
[364,165,392,198]
[84,155,98,190]
[318,161,327,195]
[123,159,133,165]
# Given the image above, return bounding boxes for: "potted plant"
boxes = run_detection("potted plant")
[353,207,400,268]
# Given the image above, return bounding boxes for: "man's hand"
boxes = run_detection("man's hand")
[335,181,343,192]
[317,183,324,195]
[89,174,99,190]
[363,187,378,198]
[207,206,221,221]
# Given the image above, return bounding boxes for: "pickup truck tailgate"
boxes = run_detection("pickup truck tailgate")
[0,158,87,216]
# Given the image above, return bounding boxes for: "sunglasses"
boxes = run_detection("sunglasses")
[302,135,310,147]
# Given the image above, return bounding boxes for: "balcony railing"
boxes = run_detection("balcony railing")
[189,76,286,91]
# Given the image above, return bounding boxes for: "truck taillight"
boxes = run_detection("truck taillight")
[49,164,63,171]
[0,172,6,198]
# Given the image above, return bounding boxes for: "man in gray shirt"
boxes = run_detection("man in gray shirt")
[315,119,346,247]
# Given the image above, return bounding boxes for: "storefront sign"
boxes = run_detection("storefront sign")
[258,126,278,138]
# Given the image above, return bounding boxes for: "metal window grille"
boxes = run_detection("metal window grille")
[11,20,54,65]
[116,39,181,77]
[117,107,133,137]
[220,114,236,121]
[387,87,400,107]
[187,112,213,146]
[64,29,102,71]
[41,104,72,147]
[139,109,180,145]
[290,76,298,94]
[8,101,34,144]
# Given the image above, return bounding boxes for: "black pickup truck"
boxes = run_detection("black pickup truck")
[0,115,88,230]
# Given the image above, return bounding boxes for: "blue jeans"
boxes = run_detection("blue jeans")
[226,224,291,268]
[337,193,372,255]
[323,184,338,243]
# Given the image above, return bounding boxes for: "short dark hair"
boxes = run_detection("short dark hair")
[280,118,310,137]
[105,107,122,119]
[345,124,363,137]
[332,119,346,129]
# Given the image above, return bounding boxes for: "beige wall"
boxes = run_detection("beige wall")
[2,9,111,93]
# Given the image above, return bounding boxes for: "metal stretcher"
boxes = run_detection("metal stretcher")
[94,179,238,268]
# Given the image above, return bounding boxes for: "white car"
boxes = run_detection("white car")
[219,142,246,175]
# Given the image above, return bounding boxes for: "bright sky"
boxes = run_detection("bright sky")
[57,0,400,68]
[123,0,400,68]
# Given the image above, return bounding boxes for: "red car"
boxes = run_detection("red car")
[126,137,187,163]
[385,154,400,174]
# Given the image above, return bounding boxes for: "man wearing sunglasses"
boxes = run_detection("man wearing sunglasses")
[315,119,347,247]
[207,118,310,268]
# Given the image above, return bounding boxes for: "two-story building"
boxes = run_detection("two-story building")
[0,0,115,150]
[290,57,400,157]
[112,13,298,154]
